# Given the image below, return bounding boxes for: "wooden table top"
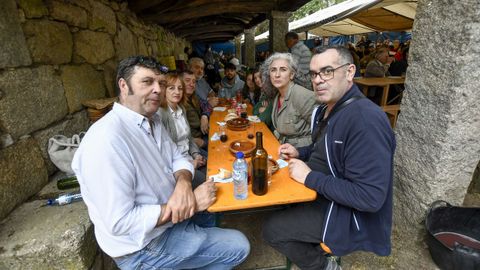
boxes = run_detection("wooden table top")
[206,106,317,213]
[354,76,405,86]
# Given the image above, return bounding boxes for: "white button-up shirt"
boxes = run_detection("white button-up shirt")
[72,103,194,257]
[168,106,190,156]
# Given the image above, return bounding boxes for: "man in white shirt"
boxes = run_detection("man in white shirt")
[72,56,249,270]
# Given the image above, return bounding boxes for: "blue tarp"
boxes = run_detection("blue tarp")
[366,32,412,43]
[192,41,236,57]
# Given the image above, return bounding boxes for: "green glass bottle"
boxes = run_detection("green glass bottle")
[57,176,79,190]
[252,132,268,195]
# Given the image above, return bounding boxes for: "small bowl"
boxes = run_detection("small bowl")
[269,158,279,174]
[229,140,255,157]
[227,118,249,131]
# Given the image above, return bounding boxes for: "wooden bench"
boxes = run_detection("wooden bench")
[382,104,401,128]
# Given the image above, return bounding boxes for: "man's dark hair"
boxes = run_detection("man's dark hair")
[314,45,354,65]
[182,69,195,76]
[224,62,237,71]
[115,55,167,96]
[285,31,299,40]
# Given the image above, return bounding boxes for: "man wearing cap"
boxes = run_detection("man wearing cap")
[285,31,312,90]
[72,55,250,270]
[365,47,394,78]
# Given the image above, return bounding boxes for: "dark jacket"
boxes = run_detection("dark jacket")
[242,85,261,106]
[184,95,206,139]
[302,84,396,256]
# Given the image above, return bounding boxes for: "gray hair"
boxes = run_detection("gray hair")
[188,57,204,68]
[261,52,298,99]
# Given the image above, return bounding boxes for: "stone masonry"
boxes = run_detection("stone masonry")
[392,0,480,268]
[0,0,190,220]
[0,0,190,268]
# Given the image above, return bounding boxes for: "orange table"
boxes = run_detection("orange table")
[207,107,317,213]
[354,76,405,107]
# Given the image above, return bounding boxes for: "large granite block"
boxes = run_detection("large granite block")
[74,30,115,65]
[0,66,68,139]
[0,0,32,68]
[0,198,95,270]
[89,1,116,35]
[23,19,73,64]
[0,138,48,220]
[61,64,106,113]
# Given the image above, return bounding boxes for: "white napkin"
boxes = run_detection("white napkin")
[213,107,226,111]
[276,159,289,169]
[247,115,260,123]
[210,132,220,141]
[209,174,233,183]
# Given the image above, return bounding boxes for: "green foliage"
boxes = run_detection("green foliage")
[254,0,347,35]
[290,0,347,21]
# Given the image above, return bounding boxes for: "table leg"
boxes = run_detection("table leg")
[380,85,390,107]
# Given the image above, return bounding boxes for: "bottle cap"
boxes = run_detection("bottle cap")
[236,151,244,159]
[46,199,55,206]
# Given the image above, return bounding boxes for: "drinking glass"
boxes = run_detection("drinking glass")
[219,125,228,143]
[247,122,255,140]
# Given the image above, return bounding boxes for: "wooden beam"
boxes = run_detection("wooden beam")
[175,24,244,37]
[184,32,237,40]
[141,1,276,24]
[128,0,180,13]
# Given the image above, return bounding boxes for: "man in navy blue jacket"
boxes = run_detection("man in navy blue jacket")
[263,46,396,270]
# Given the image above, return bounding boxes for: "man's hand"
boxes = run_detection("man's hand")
[278,143,299,160]
[194,178,217,212]
[193,154,206,169]
[193,137,205,148]
[164,170,196,223]
[208,96,219,107]
[200,115,209,134]
[288,158,312,184]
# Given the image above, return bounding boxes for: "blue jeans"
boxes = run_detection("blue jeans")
[114,220,250,270]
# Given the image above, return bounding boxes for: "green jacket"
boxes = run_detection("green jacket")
[253,93,273,130]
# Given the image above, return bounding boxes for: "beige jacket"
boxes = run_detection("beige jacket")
[271,82,316,148]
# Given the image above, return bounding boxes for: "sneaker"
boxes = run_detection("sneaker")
[324,258,342,270]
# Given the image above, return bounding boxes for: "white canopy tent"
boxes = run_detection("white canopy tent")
[255,0,417,41]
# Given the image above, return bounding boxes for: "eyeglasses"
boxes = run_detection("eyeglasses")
[135,56,169,74]
[309,63,350,81]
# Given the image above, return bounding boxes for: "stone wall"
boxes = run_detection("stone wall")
[0,0,190,220]
[391,0,480,268]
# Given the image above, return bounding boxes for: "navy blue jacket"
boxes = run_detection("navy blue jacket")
[303,84,396,256]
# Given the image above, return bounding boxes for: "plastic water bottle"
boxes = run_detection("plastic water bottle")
[233,152,248,200]
[47,193,83,206]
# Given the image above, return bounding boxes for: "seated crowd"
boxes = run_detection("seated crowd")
[73,35,398,269]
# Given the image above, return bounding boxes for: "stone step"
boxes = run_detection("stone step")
[0,174,96,270]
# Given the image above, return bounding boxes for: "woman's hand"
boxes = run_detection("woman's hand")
[259,100,269,113]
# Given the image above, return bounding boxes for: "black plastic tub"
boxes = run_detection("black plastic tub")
[425,200,480,270]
